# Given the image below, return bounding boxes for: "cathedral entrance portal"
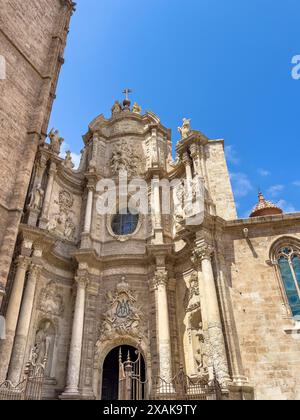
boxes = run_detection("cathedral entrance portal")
[101,346,146,401]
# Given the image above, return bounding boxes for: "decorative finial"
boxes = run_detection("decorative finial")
[123,88,132,110]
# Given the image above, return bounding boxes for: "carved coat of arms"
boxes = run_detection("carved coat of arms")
[97,278,144,344]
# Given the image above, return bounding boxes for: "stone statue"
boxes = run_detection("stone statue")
[63,151,75,170]
[49,129,64,155]
[64,217,76,241]
[132,102,142,115]
[111,100,122,116]
[29,184,44,211]
[195,324,209,377]
[34,321,53,365]
[178,118,191,139]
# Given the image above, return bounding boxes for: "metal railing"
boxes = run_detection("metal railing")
[153,368,222,401]
[0,359,46,401]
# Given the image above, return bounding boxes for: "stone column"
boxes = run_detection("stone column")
[153,270,174,389]
[84,187,94,234]
[151,176,163,244]
[39,162,57,228]
[62,276,88,398]
[192,242,230,388]
[7,264,40,383]
[0,256,30,381]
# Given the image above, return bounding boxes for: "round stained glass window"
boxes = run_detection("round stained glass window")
[111,209,139,236]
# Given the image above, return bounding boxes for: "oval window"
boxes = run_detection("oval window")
[111,209,139,236]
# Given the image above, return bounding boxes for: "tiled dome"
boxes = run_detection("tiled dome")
[250,193,283,218]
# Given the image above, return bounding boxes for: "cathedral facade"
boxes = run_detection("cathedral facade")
[1,1,300,402]
[0,95,300,401]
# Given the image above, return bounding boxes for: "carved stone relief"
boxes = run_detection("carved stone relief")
[38,281,65,317]
[95,278,145,354]
[47,190,76,241]
[110,141,142,177]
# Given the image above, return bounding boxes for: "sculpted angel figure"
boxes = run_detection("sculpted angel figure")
[178,118,191,139]
[49,129,64,155]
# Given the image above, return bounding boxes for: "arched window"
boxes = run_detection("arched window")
[277,247,300,317]
[111,209,139,236]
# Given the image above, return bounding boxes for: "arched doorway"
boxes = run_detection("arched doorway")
[101,345,146,400]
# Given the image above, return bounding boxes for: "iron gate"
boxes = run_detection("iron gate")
[118,348,147,400]
[0,359,46,400]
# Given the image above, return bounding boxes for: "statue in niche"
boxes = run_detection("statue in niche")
[178,118,191,139]
[32,321,54,365]
[185,273,200,312]
[28,184,44,211]
[194,324,209,378]
[111,100,122,116]
[63,151,75,170]
[132,102,142,114]
[64,217,76,241]
[49,129,64,155]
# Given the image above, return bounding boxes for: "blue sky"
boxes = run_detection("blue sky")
[50,0,300,218]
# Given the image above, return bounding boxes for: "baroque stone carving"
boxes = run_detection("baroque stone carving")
[191,244,214,267]
[31,320,55,365]
[110,141,142,177]
[167,152,181,169]
[207,322,230,387]
[194,324,209,379]
[111,100,122,116]
[47,190,76,241]
[153,270,168,288]
[28,184,44,211]
[63,151,75,170]
[132,102,142,115]
[96,278,144,348]
[184,273,200,312]
[178,118,191,139]
[49,129,64,155]
[38,281,65,317]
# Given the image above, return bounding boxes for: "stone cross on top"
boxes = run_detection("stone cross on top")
[123,88,132,101]
[122,88,132,109]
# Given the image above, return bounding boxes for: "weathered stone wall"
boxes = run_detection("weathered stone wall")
[0,0,73,306]
[226,215,300,400]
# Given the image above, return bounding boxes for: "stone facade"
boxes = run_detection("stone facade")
[0,96,299,400]
[0,0,75,307]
